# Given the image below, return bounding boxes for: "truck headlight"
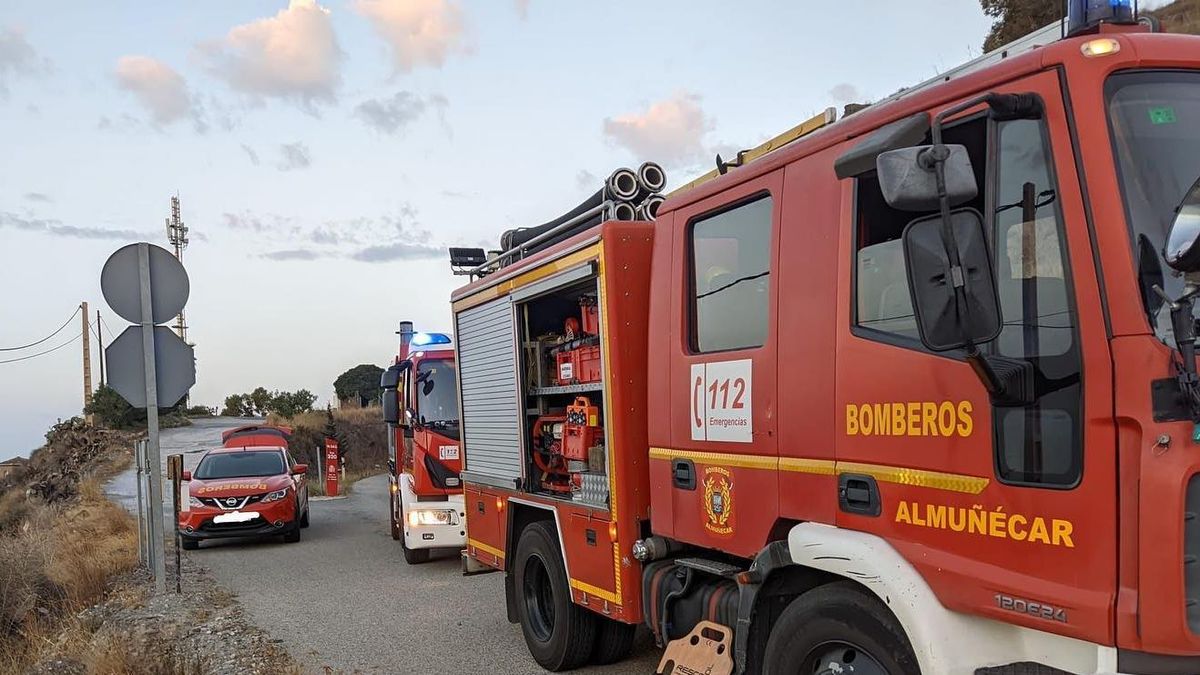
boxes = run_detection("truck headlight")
[188,496,205,509]
[262,488,290,503]
[408,509,458,527]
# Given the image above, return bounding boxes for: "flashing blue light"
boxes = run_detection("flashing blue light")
[411,332,452,346]
[1067,0,1137,37]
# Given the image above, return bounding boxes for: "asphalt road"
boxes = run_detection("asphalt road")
[108,417,661,674]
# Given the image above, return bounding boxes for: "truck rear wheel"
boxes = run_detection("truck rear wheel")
[514,521,596,671]
[763,581,918,675]
[590,617,636,665]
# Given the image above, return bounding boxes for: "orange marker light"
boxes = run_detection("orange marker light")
[496,497,504,511]
[608,521,618,542]
[1081,38,1120,57]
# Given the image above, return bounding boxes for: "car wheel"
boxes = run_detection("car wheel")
[283,524,301,543]
[513,520,596,671]
[590,617,636,665]
[763,581,918,675]
[401,535,431,564]
[300,507,310,528]
[181,538,199,551]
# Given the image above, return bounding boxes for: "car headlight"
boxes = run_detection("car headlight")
[187,496,205,509]
[262,488,290,503]
[407,509,458,527]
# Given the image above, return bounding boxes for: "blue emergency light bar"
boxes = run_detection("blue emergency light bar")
[1067,0,1137,37]
[411,332,452,346]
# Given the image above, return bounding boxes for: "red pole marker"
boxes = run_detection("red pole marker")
[324,437,340,497]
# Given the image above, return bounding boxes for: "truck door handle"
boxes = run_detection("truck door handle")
[838,474,881,517]
[672,459,696,491]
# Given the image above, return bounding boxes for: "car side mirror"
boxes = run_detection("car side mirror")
[877,144,978,212]
[180,470,191,481]
[902,208,1002,351]
[1164,176,1200,273]
[291,464,307,475]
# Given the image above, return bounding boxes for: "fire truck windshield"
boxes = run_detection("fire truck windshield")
[1108,70,1200,340]
[415,359,458,425]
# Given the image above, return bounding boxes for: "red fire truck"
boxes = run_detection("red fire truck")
[448,4,1200,673]
[381,322,465,564]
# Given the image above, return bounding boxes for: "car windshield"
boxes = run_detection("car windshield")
[415,359,458,424]
[195,451,285,479]
[1108,70,1200,341]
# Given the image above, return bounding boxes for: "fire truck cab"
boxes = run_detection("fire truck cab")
[381,323,465,564]
[453,4,1200,674]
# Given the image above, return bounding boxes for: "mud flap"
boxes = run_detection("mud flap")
[655,621,734,675]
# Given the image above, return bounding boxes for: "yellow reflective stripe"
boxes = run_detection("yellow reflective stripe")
[836,461,989,495]
[570,578,621,605]
[452,244,601,312]
[648,448,988,494]
[469,538,505,559]
[648,447,777,471]
[778,457,837,475]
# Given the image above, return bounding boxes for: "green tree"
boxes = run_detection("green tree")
[221,393,251,417]
[980,0,1064,51]
[269,389,318,418]
[248,387,273,416]
[86,385,139,428]
[334,364,384,406]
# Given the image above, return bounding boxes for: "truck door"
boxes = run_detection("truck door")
[661,170,782,558]
[834,70,1116,643]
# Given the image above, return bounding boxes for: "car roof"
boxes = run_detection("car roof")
[205,445,288,455]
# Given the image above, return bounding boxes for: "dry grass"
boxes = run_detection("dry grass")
[267,407,387,492]
[0,478,138,672]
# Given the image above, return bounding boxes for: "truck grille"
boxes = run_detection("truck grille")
[1185,473,1200,633]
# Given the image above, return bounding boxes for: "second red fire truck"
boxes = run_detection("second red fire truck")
[447,4,1200,674]
[381,322,465,564]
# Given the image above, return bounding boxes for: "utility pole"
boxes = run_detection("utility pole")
[81,301,92,409]
[96,309,105,387]
[166,195,190,408]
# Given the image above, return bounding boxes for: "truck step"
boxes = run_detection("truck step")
[675,557,743,579]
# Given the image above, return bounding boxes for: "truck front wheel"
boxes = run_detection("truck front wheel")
[763,581,918,675]
[514,521,596,671]
[390,493,401,540]
[401,536,430,564]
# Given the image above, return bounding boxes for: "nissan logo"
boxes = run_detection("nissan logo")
[225,498,238,507]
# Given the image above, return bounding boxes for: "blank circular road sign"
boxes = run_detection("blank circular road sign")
[100,243,189,324]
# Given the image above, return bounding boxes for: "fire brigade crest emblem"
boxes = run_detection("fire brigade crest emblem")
[702,467,733,536]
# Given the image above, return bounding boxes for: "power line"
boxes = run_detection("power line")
[0,331,83,364]
[0,306,81,351]
[100,314,116,338]
[88,319,101,342]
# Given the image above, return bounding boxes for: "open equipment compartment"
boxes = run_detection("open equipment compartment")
[516,273,610,507]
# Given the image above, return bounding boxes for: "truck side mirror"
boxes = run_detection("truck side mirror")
[383,389,400,425]
[902,208,1002,351]
[1164,176,1200,273]
[877,144,977,212]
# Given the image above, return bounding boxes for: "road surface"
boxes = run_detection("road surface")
[108,417,661,674]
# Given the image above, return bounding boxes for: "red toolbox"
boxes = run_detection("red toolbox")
[555,344,601,385]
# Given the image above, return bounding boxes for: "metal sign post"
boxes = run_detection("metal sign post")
[101,242,194,595]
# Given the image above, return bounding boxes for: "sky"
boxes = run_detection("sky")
[0,0,996,458]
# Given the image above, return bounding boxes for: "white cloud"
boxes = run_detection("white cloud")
[355,91,447,134]
[0,27,46,97]
[602,91,713,166]
[277,142,312,171]
[199,0,342,108]
[114,56,195,126]
[829,82,864,104]
[354,0,470,73]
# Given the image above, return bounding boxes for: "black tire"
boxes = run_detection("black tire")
[282,524,301,543]
[763,581,919,675]
[513,521,596,671]
[590,617,636,665]
[181,538,199,551]
[300,507,310,528]
[401,536,431,564]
